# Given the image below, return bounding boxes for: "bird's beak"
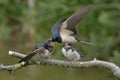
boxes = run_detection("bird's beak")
[64,45,71,49]
[50,42,54,46]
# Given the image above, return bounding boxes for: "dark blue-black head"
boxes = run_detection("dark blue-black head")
[65,42,74,47]
[52,33,62,43]
[51,18,67,43]
[33,39,52,50]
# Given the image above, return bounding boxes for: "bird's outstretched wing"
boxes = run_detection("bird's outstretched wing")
[51,5,92,43]
[62,5,92,35]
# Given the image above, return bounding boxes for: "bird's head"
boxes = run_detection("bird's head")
[52,33,62,43]
[64,42,74,48]
[65,42,74,46]
[33,39,54,50]
[45,39,54,47]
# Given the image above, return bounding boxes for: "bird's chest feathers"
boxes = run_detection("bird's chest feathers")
[60,29,76,42]
[67,50,80,58]
[62,48,80,61]
[40,50,50,58]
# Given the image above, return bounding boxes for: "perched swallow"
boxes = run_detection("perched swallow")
[19,39,54,63]
[51,5,92,44]
[62,42,84,61]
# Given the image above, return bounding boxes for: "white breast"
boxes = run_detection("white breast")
[62,48,80,61]
[40,50,50,59]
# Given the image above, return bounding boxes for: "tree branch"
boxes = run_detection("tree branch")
[0,51,120,79]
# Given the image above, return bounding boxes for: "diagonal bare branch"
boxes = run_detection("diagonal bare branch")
[0,51,120,79]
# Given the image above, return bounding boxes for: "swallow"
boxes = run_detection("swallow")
[62,42,84,61]
[51,5,92,44]
[19,39,54,63]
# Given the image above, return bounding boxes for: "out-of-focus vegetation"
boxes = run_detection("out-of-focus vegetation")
[0,0,120,80]
[0,0,120,63]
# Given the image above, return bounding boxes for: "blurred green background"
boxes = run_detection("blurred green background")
[0,0,120,80]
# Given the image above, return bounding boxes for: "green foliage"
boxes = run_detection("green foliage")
[0,26,12,40]
[0,0,120,64]
[109,51,120,65]
[98,11,109,25]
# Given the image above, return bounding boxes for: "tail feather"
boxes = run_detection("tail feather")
[75,37,92,45]
[80,53,84,58]
[79,40,92,45]
[19,52,36,63]
[19,48,44,63]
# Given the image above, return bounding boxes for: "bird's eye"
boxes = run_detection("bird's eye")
[68,43,71,45]
[67,42,71,45]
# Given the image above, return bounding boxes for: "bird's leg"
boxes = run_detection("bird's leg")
[65,59,74,66]
[69,60,74,66]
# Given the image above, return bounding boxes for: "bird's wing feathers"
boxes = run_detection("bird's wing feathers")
[19,39,51,63]
[61,5,92,35]
[51,5,92,43]
[52,18,67,34]
[19,47,44,63]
